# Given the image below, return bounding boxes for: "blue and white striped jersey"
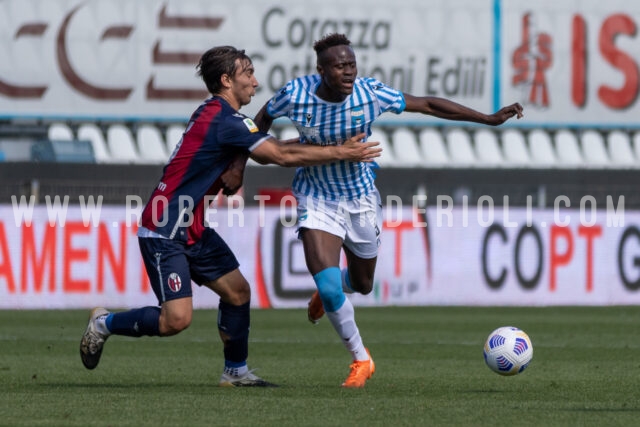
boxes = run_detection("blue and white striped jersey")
[266,75,406,200]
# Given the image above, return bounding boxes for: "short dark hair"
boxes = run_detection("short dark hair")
[196,46,252,94]
[313,33,351,56]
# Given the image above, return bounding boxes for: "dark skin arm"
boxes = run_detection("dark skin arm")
[403,94,524,125]
[254,102,275,132]
[220,152,249,196]
[222,97,523,193]
[219,103,279,195]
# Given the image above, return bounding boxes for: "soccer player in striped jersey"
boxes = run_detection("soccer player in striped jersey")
[79,45,381,387]
[252,33,523,388]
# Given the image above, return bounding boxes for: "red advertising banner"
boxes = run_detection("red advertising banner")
[1,201,639,309]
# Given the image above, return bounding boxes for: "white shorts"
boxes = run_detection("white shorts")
[294,189,382,259]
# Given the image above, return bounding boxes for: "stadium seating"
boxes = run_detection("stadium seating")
[445,128,475,167]
[390,127,423,167]
[528,129,557,166]
[607,131,636,167]
[77,123,111,163]
[418,128,450,166]
[580,130,610,167]
[554,129,584,167]
[47,123,74,141]
[6,121,640,170]
[31,139,95,163]
[165,125,184,155]
[633,131,640,162]
[501,129,530,167]
[369,128,396,167]
[137,125,169,164]
[474,129,504,167]
[107,124,141,163]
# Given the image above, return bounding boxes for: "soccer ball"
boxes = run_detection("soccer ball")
[483,326,533,376]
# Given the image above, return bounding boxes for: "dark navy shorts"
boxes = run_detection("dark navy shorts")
[138,228,240,304]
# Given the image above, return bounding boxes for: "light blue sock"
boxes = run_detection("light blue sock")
[313,267,345,312]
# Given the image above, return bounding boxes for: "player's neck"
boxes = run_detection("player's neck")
[216,92,240,111]
[315,84,347,103]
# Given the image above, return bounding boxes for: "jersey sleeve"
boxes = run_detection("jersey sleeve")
[266,80,295,118]
[363,77,406,114]
[218,114,271,152]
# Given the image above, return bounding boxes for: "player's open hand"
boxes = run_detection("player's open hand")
[341,132,382,162]
[489,102,524,125]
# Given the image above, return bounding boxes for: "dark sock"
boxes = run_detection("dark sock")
[218,301,250,364]
[108,306,161,337]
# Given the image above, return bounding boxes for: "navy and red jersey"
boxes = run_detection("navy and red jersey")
[140,96,270,244]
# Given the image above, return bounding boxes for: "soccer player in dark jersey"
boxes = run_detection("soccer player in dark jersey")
[250,33,523,387]
[79,46,381,387]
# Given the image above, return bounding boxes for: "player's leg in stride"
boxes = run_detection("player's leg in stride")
[80,307,111,369]
[301,211,376,387]
[308,268,356,324]
[207,268,278,387]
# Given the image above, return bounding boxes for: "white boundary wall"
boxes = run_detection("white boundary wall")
[1,202,639,309]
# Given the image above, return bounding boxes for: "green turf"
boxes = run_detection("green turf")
[1,306,639,426]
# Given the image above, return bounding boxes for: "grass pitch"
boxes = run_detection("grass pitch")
[1,306,639,426]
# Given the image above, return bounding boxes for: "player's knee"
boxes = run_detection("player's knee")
[218,280,251,306]
[350,278,374,295]
[317,282,345,312]
[225,283,251,305]
[161,312,192,335]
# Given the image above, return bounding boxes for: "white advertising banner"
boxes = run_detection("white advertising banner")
[0,0,495,123]
[2,0,640,127]
[0,202,639,309]
[501,0,640,127]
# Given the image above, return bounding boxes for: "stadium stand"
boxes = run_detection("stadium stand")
[31,139,95,163]
[136,125,169,164]
[369,128,396,167]
[607,131,636,167]
[418,128,450,166]
[106,124,141,164]
[165,124,185,156]
[4,120,640,208]
[501,128,530,167]
[390,127,423,167]
[474,129,504,167]
[632,131,640,162]
[580,130,610,168]
[445,128,475,166]
[47,122,74,141]
[554,129,584,167]
[528,129,557,166]
[77,123,111,163]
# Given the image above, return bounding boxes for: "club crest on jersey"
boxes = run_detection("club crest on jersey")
[350,107,364,126]
[305,113,313,126]
[243,118,259,133]
[167,273,182,292]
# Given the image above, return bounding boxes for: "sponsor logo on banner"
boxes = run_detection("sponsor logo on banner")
[512,12,553,108]
[1,204,640,309]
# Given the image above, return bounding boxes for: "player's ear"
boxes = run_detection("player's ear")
[221,73,233,89]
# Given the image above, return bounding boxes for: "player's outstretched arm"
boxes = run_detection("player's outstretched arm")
[254,103,275,132]
[403,94,523,126]
[250,133,381,167]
